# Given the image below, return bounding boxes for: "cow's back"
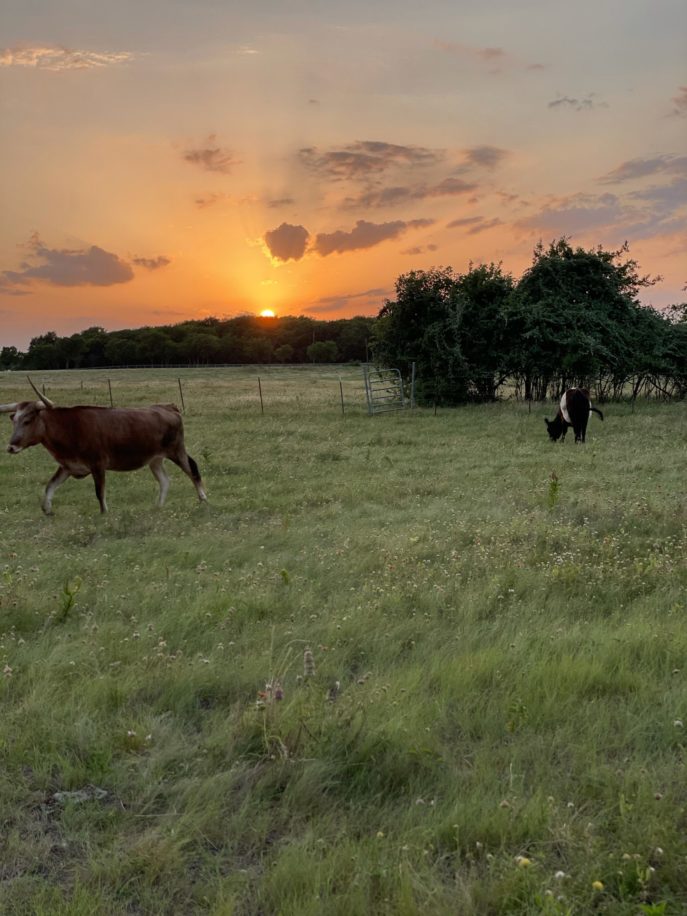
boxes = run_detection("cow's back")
[42,405,184,471]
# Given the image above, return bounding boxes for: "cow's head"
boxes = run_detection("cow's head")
[0,379,55,454]
[545,417,563,441]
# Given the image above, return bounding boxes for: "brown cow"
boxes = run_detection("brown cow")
[0,380,207,513]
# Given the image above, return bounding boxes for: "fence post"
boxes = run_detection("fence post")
[339,378,345,416]
[177,378,186,412]
[107,379,114,407]
[258,376,264,414]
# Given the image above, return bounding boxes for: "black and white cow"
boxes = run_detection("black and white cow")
[545,387,603,443]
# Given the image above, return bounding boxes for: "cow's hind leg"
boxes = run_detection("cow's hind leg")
[91,466,108,513]
[42,467,71,515]
[170,451,207,502]
[149,457,171,507]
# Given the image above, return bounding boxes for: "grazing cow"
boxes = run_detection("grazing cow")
[545,387,603,443]
[0,379,207,514]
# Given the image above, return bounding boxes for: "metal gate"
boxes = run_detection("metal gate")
[363,364,414,415]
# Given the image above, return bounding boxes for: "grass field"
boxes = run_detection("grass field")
[1,367,686,915]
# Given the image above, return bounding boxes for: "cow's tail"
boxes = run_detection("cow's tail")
[187,454,202,482]
[590,406,604,421]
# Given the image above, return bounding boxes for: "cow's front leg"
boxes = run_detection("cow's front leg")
[42,467,71,515]
[91,466,108,513]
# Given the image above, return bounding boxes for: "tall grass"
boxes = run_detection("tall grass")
[0,367,686,914]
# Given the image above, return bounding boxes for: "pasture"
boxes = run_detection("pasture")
[1,366,686,915]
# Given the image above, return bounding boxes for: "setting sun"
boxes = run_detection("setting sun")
[259,309,276,318]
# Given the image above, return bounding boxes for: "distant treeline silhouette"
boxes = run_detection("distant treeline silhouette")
[2,315,375,371]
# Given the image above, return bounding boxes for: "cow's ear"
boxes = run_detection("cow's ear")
[544,418,550,427]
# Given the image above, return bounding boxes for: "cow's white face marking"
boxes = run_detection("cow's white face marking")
[7,405,33,453]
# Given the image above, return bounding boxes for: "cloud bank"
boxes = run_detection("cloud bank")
[299,141,444,180]
[0,45,133,70]
[314,219,434,256]
[343,177,477,209]
[1,235,134,293]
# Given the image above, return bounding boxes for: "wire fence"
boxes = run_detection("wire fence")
[0,365,382,416]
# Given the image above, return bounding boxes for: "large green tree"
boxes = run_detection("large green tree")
[372,264,514,405]
[504,239,660,399]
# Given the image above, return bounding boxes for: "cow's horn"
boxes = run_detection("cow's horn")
[27,376,55,408]
[0,403,19,413]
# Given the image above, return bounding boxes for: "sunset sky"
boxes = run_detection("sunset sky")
[1,0,686,349]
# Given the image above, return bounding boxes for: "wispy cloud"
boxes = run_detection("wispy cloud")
[183,135,239,174]
[264,223,310,262]
[0,45,133,71]
[0,234,133,293]
[516,187,687,241]
[461,146,511,170]
[548,94,608,112]
[132,256,171,271]
[671,86,687,117]
[401,244,439,256]
[447,216,484,229]
[194,192,229,209]
[267,197,296,209]
[314,218,433,256]
[305,287,390,315]
[433,40,544,73]
[599,155,687,183]
[343,177,477,209]
[299,141,444,180]
[447,215,502,234]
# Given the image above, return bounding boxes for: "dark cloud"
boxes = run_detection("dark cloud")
[671,86,687,117]
[314,219,433,257]
[599,155,687,183]
[343,176,477,209]
[299,141,444,180]
[0,234,134,292]
[264,223,310,262]
[0,45,133,70]
[462,146,510,169]
[183,135,239,174]
[548,94,607,112]
[267,197,296,208]
[132,256,171,271]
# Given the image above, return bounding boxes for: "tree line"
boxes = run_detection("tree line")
[1,315,375,371]
[372,239,687,404]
